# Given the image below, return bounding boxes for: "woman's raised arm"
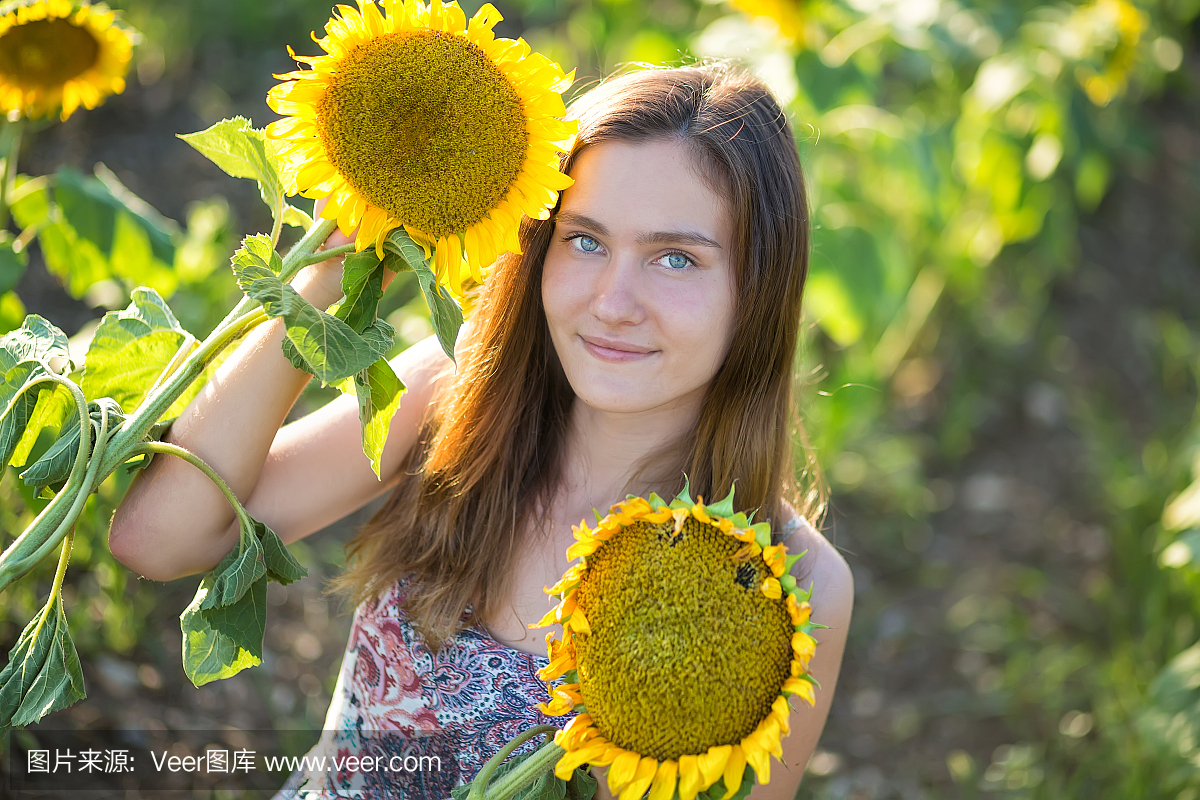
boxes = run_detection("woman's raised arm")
[107,239,453,583]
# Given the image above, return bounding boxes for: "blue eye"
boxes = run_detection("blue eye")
[575,235,600,252]
[663,252,694,270]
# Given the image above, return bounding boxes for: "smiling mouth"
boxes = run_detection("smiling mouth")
[580,336,657,363]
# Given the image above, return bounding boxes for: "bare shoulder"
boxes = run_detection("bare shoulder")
[781,512,854,628]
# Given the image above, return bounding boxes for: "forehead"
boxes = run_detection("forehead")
[559,139,732,243]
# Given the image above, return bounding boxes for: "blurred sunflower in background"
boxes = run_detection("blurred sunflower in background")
[266,0,577,295]
[0,0,135,121]
[535,488,822,800]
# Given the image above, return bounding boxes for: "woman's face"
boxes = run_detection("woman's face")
[541,138,736,417]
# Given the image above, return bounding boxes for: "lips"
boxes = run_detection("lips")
[580,335,656,363]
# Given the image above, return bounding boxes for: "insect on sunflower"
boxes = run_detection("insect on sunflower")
[0,0,135,121]
[265,0,578,295]
[532,485,823,800]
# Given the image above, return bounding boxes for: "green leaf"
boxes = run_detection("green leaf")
[81,288,197,415]
[55,166,177,266]
[0,315,69,366]
[1,372,46,468]
[19,398,124,488]
[19,405,81,487]
[515,768,566,800]
[258,521,306,585]
[0,596,86,728]
[8,381,73,469]
[1,316,70,465]
[359,318,395,359]
[233,235,379,384]
[180,573,262,687]
[200,575,268,661]
[352,357,405,478]
[384,229,462,362]
[0,232,28,295]
[11,170,178,300]
[200,525,266,611]
[565,767,597,800]
[336,249,386,334]
[178,117,285,215]
[282,204,314,229]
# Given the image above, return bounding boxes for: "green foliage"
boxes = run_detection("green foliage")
[81,288,199,416]
[233,234,383,384]
[10,167,178,299]
[0,232,27,294]
[0,593,85,728]
[385,228,463,362]
[0,316,70,467]
[178,117,285,213]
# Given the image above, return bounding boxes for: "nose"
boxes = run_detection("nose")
[588,255,644,326]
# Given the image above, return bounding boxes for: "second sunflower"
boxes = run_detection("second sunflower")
[266,0,577,295]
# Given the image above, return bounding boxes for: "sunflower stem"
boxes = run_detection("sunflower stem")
[129,441,256,536]
[278,217,338,284]
[0,374,92,593]
[99,217,335,476]
[269,193,284,249]
[468,728,562,800]
[292,241,355,269]
[0,118,24,230]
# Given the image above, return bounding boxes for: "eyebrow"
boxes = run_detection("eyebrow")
[555,211,723,250]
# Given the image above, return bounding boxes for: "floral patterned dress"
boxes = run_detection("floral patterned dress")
[273,580,561,799]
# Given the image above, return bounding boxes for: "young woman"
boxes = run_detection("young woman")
[109,62,853,799]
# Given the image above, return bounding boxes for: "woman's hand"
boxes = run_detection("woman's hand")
[291,198,355,308]
[292,198,398,309]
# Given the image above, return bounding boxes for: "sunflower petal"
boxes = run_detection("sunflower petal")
[720,746,746,800]
[608,750,641,795]
[678,755,703,800]
[620,757,658,800]
[648,760,678,800]
[698,745,731,788]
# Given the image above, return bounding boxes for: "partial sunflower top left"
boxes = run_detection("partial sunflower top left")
[0,0,135,121]
[266,0,578,295]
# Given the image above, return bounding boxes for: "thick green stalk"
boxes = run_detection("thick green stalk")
[0,119,24,230]
[468,728,562,800]
[0,376,92,591]
[99,216,336,474]
[8,402,111,577]
[97,304,267,480]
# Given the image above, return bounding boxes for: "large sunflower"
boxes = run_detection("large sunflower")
[266,0,577,295]
[0,0,134,121]
[533,487,821,800]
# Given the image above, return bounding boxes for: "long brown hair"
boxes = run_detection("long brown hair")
[333,62,821,647]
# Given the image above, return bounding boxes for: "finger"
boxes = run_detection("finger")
[313,197,356,249]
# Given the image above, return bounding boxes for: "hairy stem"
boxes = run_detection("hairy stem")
[130,441,255,535]
[100,216,336,471]
[27,528,75,648]
[468,728,562,800]
[0,376,91,591]
[0,118,24,230]
[292,241,355,269]
[0,392,110,592]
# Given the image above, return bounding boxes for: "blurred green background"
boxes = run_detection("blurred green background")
[2,0,1200,797]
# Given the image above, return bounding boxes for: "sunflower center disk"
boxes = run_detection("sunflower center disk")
[575,518,794,761]
[0,19,99,86]
[316,30,528,240]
